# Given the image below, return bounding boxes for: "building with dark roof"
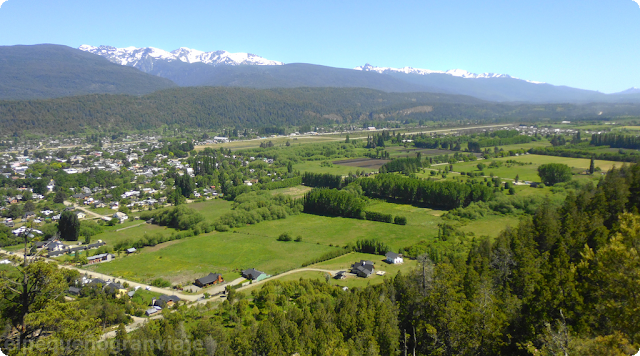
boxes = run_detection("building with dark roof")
[242,268,268,281]
[153,295,181,308]
[351,260,375,278]
[195,273,223,287]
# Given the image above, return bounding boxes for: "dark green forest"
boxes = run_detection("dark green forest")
[3,86,640,135]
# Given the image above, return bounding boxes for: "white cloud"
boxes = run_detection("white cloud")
[0,0,8,9]
[633,0,640,8]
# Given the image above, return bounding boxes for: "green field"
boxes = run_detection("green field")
[91,223,178,246]
[235,212,439,251]
[85,196,526,287]
[491,140,552,151]
[86,230,339,286]
[88,207,117,216]
[459,215,520,237]
[293,160,378,175]
[188,198,234,222]
[450,154,619,182]
[268,186,313,198]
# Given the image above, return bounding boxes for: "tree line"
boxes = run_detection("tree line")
[529,146,640,163]
[591,132,640,149]
[301,172,343,189]
[357,173,494,210]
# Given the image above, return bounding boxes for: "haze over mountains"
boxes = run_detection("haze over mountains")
[0,43,639,104]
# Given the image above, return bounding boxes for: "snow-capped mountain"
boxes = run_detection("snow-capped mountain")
[354,63,545,84]
[79,45,283,69]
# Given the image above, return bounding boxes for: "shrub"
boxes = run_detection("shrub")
[394,216,407,225]
[364,211,394,223]
[295,236,303,242]
[277,232,293,242]
[151,278,171,288]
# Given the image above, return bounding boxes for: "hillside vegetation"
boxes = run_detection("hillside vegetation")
[3,86,640,135]
[0,44,176,100]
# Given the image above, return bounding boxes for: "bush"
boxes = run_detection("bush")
[151,278,171,288]
[394,216,407,225]
[295,236,303,242]
[364,211,394,223]
[214,224,230,232]
[277,232,293,242]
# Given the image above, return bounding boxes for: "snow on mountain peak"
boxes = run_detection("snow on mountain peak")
[79,45,283,68]
[355,63,523,80]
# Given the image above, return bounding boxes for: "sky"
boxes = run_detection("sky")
[0,0,639,93]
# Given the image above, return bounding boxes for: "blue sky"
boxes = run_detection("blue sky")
[0,0,638,93]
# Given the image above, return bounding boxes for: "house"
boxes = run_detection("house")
[145,307,161,316]
[88,278,107,287]
[195,273,224,287]
[75,212,86,219]
[104,282,127,297]
[242,268,268,281]
[23,212,36,220]
[112,212,128,223]
[126,248,137,254]
[385,252,403,264]
[351,260,375,278]
[153,295,181,308]
[48,241,67,252]
[68,287,81,296]
[86,253,114,264]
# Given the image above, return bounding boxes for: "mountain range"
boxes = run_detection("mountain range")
[0,43,639,104]
[0,44,175,100]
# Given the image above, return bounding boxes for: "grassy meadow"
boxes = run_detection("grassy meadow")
[86,230,339,285]
[449,154,619,182]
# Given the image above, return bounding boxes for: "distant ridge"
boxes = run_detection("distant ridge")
[78,44,640,104]
[615,87,640,95]
[0,44,176,100]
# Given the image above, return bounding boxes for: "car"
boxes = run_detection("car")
[145,286,151,290]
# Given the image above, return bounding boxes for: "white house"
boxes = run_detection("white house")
[385,252,403,264]
[113,212,128,223]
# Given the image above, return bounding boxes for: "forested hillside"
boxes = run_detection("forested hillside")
[3,86,640,135]
[0,44,176,100]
